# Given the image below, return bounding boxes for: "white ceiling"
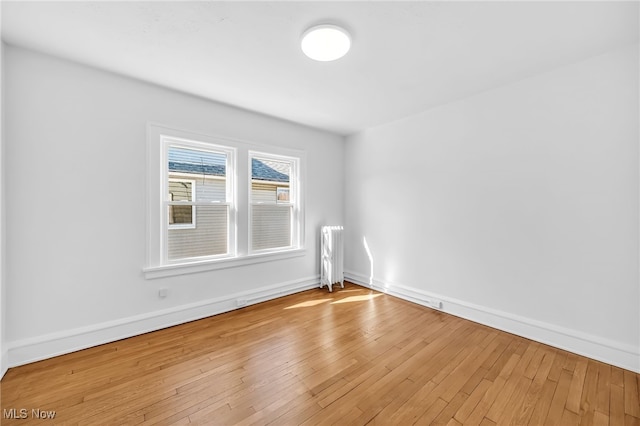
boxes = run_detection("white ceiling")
[2,1,638,135]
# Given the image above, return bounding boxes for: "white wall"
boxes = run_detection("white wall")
[345,44,640,372]
[4,45,344,366]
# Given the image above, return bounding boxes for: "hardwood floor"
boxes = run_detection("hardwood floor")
[1,282,639,425]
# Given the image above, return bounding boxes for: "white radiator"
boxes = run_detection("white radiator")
[320,226,344,292]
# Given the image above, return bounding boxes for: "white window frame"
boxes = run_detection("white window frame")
[249,151,301,254]
[144,124,306,279]
[167,178,196,230]
[161,138,236,265]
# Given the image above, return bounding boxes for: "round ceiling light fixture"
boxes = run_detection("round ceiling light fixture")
[301,24,351,61]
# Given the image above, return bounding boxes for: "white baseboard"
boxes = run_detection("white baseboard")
[7,276,320,368]
[345,270,640,373]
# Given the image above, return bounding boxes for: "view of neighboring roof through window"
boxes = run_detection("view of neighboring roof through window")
[251,157,290,183]
[169,147,290,183]
[168,147,226,177]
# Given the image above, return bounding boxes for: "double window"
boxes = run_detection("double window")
[145,125,304,277]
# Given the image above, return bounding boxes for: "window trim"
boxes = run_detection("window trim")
[143,247,307,279]
[145,123,306,279]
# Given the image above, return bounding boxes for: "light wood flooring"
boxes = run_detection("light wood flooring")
[1,282,639,425]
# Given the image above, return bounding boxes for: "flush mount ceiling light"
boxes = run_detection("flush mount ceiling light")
[301,24,351,61]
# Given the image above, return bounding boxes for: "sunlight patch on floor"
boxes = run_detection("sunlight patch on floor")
[331,293,382,304]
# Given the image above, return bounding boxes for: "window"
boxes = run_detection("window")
[163,141,235,262]
[145,124,305,278]
[249,153,300,252]
[168,179,195,228]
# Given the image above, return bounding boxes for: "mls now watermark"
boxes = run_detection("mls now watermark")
[3,408,57,420]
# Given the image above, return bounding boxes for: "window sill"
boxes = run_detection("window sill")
[143,248,306,279]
